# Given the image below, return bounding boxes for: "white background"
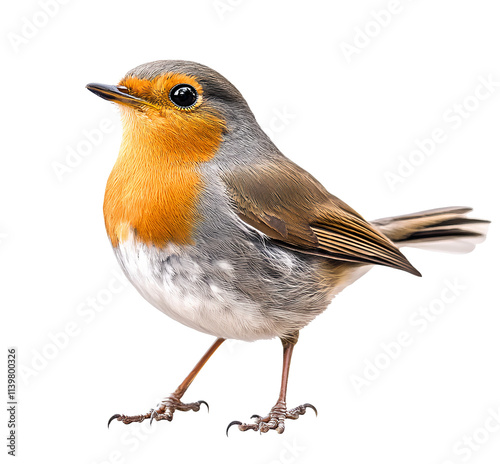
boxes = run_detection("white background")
[2,1,499,463]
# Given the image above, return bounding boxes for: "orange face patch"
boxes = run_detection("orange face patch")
[104,73,227,248]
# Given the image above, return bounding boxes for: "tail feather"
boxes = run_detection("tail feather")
[371,207,490,254]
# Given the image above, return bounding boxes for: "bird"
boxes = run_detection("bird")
[86,60,489,435]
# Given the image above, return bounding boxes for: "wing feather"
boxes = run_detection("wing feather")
[221,158,420,276]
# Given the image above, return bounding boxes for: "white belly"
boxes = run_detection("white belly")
[113,234,280,341]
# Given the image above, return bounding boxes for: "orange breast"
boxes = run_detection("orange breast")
[104,103,225,248]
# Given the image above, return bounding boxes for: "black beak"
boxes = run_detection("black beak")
[86,83,150,107]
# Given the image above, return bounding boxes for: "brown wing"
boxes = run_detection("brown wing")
[221,157,421,276]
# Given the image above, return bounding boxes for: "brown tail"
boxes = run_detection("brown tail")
[371,207,490,253]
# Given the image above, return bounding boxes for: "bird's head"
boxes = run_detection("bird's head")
[86,60,251,162]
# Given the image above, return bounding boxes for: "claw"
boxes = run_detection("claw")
[198,400,209,412]
[149,409,157,425]
[107,414,121,428]
[304,403,318,416]
[250,414,261,420]
[226,420,242,437]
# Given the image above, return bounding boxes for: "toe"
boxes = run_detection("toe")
[154,412,174,422]
[276,421,285,434]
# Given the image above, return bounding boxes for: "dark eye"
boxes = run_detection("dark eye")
[169,84,198,108]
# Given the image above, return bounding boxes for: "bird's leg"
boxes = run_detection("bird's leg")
[109,338,225,426]
[227,332,317,435]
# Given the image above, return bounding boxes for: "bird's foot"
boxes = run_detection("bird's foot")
[226,401,317,435]
[108,395,209,426]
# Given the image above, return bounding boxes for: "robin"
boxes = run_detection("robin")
[86,60,489,435]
